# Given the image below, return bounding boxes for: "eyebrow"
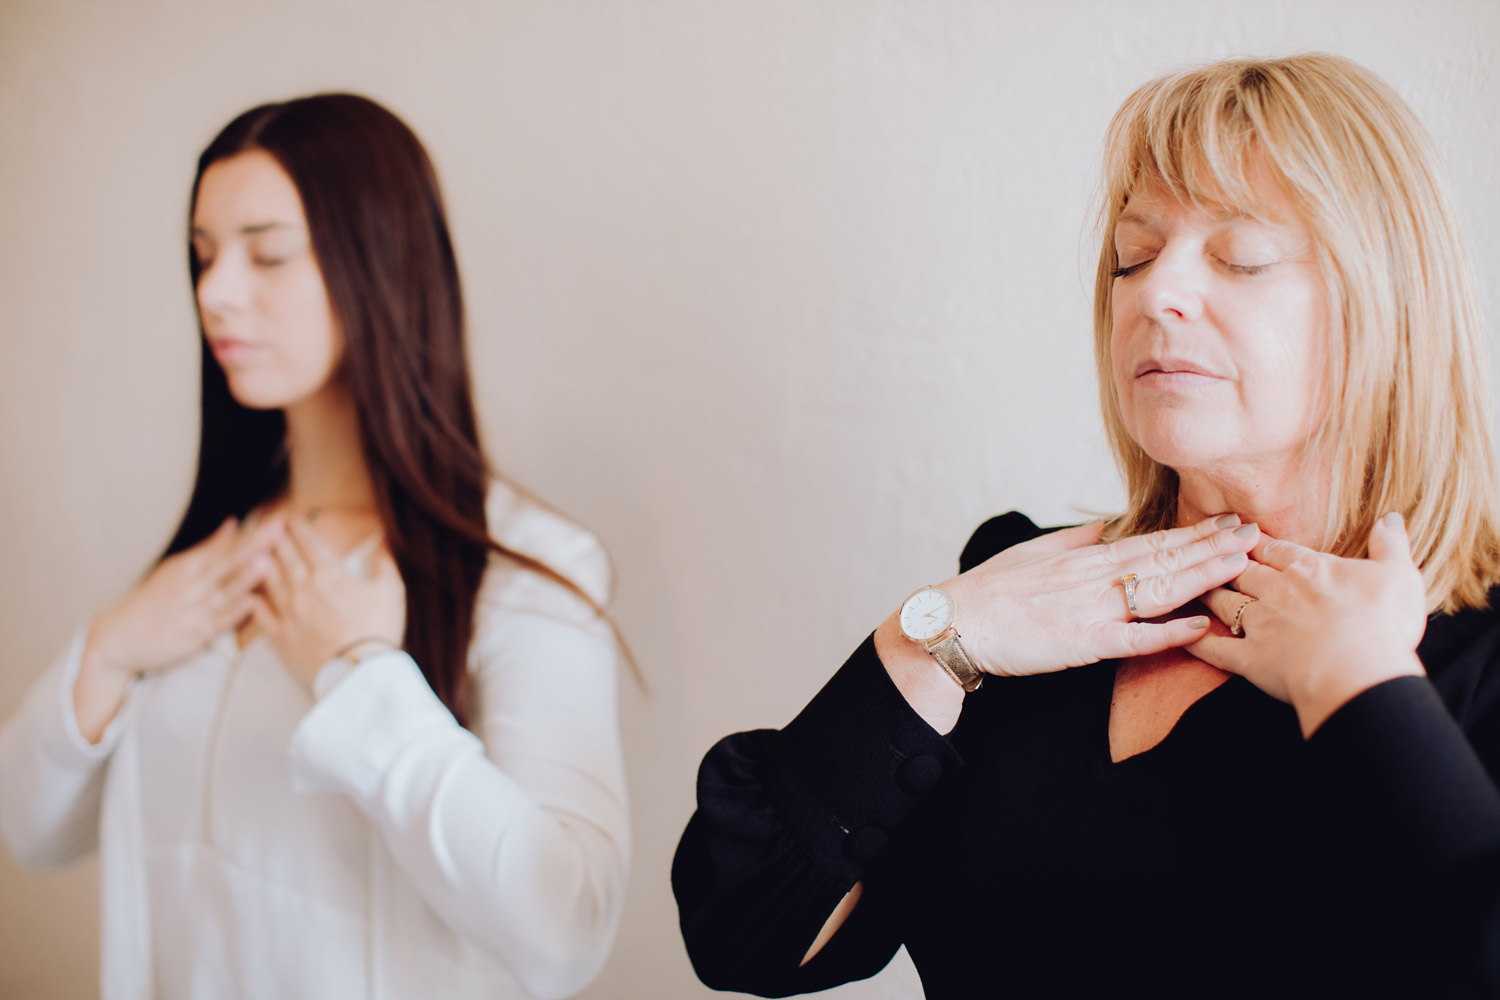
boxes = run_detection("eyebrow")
[1115,206,1256,228]
[190,222,301,240]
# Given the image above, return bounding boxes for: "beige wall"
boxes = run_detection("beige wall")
[2,1,1497,997]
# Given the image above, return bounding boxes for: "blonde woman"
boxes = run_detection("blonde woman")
[674,54,1500,997]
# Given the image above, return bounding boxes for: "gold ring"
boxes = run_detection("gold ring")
[1230,596,1258,636]
[1119,573,1140,616]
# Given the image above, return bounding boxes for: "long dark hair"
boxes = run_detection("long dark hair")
[168,93,596,725]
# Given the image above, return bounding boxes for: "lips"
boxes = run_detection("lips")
[1133,357,1219,379]
[207,336,259,365]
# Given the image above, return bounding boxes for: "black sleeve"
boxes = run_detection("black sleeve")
[1304,639,1500,995]
[671,512,1044,995]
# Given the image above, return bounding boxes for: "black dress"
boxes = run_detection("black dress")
[673,512,1500,998]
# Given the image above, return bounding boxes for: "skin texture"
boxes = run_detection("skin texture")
[76,152,406,742]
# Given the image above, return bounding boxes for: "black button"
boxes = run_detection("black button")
[843,826,889,866]
[896,754,942,794]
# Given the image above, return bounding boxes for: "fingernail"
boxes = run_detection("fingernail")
[1232,524,1258,539]
[1186,616,1210,629]
[1222,551,1248,566]
[1383,511,1404,530]
[1214,514,1240,529]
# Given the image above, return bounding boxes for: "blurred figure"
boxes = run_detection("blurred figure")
[1,94,629,1000]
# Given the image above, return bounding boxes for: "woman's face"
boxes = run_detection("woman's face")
[1109,176,1328,481]
[192,150,342,410]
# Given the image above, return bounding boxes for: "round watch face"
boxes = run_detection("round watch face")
[900,587,955,642]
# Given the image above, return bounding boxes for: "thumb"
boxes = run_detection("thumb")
[1368,511,1413,564]
[1024,521,1108,553]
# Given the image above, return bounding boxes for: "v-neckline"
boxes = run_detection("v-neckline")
[1099,658,1239,767]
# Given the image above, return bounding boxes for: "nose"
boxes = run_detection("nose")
[196,248,249,321]
[1135,243,1205,326]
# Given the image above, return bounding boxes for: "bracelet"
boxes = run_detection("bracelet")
[330,636,399,665]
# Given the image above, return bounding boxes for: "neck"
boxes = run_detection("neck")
[1174,455,1330,549]
[281,380,376,516]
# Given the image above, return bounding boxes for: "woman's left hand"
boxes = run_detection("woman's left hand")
[1187,513,1428,737]
[252,518,406,690]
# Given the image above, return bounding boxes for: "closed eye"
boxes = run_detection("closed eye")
[1111,260,1150,279]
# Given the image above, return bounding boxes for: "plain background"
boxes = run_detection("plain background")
[2,1,1498,997]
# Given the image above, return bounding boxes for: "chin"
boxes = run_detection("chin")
[222,374,303,411]
[1128,415,1235,471]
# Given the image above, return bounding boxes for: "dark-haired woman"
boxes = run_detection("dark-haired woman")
[0,95,628,1000]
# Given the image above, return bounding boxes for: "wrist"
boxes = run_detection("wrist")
[81,616,138,683]
[875,613,966,734]
[1292,648,1425,738]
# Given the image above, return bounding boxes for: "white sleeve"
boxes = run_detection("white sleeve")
[0,629,139,869]
[285,582,630,1000]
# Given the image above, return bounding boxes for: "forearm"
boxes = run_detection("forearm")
[288,649,629,999]
[677,634,962,991]
[73,633,135,745]
[0,631,123,867]
[1303,674,1500,995]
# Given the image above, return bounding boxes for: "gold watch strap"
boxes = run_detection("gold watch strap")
[927,630,984,692]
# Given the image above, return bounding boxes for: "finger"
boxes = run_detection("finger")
[198,516,280,588]
[1229,560,1278,598]
[207,516,239,549]
[1104,513,1241,566]
[1184,632,1251,674]
[1249,532,1312,572]
[248,594,280,638]
[216,551,274,601]
[1021,521,1107,553]
[1120,526,1258,619]
[286,517,340,572]
[273,535,311,586]
[1098,616,1213,659]
[186,517,241,573]
[212,593,258,635]
[1367,512,1414,565]
[1198,587,1257,627]
[261,550,290,614]
[1120,522,1258,582]
[236,513,288,557]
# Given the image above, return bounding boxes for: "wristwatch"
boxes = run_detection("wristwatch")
[897,586,984,692]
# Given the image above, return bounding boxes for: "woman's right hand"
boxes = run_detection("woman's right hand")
[81,515,284,685]
[72,516,284,744]
[947,513,1260,678]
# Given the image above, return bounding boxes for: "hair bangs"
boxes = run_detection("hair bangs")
[1105,66,1289,232]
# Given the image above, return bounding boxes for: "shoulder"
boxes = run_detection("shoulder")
[958,511,1054,573]
[476,480,614,619]
[1420,586,1500,724]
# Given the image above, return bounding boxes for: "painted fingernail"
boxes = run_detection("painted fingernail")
[1214,514,1240,529]
[1222,551,1248,566]
[1232,524,1258,539]
[1186,616,1210,629]
[1383,511,1404,529]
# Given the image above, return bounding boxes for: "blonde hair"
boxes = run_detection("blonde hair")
[1094,53,1500,613]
